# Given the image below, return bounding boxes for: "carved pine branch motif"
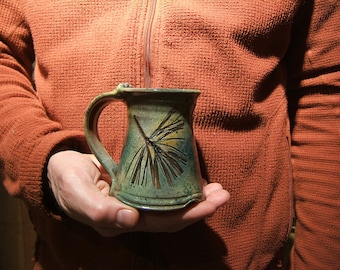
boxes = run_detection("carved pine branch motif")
[127,109,187,189]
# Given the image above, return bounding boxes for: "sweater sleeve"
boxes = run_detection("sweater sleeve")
[287,1,340,268]
[0,0,88,217]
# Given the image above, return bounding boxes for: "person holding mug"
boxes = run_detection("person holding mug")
[0,0,339,269]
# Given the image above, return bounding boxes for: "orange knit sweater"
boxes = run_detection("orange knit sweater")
[0,0,339,269]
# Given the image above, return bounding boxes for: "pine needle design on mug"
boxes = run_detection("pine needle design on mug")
[127,109,187,189]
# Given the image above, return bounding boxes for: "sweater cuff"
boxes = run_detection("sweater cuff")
[42,144,72,218]
[34,132,89,219]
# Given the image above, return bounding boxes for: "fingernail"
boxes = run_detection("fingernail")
[117,209,135,228]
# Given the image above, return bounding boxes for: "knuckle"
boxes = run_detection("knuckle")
[88,204,107,223]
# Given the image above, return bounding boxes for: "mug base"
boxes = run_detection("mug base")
[114,192,203,211]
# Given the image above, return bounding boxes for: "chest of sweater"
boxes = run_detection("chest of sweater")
[24,0,300,131]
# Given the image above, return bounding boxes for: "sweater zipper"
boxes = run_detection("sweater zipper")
[144,0,157,88]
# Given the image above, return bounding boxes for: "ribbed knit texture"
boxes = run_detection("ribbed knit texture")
[0,0,339,269]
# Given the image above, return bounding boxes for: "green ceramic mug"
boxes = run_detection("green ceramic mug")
[84,83,203,211]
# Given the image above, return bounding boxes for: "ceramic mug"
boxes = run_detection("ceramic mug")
[84,83,203,211]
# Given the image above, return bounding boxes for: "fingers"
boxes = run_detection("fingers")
[62,184,140,237]
[136,183,230,233]
[77,182,229,236]
[95,179,111,194]
[47,150,139,237]
[81,194,140,236]
[48,151,230,237]
[203,182,230,208]
[63,171,140,233]
[89,154,112,183]
[179,183,230,221]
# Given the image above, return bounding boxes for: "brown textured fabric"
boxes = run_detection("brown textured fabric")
[0,0,339,269]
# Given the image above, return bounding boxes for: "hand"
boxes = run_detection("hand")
[47,150,230,237]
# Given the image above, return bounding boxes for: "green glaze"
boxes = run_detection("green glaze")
[84,83,203,211]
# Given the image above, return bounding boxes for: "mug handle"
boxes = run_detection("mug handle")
[84,83,130,182]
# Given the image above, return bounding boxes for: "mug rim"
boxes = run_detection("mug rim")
[119,88,201,94]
